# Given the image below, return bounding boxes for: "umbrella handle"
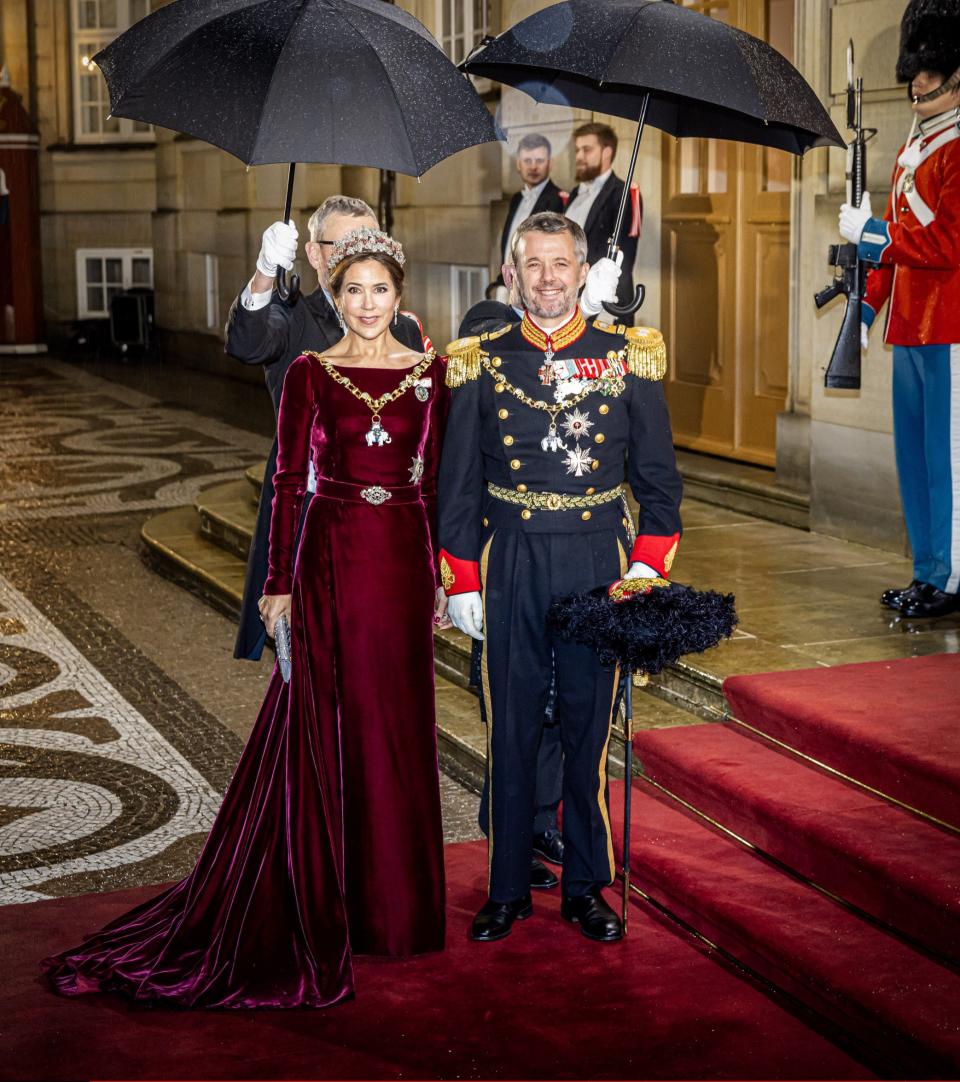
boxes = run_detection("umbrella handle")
[275,162,301,307]
[603,283,645,319]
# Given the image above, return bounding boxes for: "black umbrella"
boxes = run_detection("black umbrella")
[464,0,843,316]
[95,0,501,299]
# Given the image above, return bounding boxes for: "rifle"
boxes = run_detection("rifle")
[814,41,875,389]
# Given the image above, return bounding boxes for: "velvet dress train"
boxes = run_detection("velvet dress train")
[42,351,449,1009]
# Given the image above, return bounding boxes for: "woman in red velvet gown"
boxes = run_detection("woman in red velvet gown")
[43,228,448,1009]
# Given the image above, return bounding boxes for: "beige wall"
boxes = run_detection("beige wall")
[790,0,911,550]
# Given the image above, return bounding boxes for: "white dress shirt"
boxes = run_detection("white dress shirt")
[503,178,550,264]
[564,168,612,229]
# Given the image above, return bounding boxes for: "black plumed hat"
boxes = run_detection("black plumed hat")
[896,0,960,83]
[546,578,737,674]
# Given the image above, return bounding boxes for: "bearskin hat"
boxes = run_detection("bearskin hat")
[896,0,960,83]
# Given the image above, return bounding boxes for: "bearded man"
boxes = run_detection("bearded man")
[438,212,682,943]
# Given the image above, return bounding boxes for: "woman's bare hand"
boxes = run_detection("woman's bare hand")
[258,594,292,639]
[433,586,452,630]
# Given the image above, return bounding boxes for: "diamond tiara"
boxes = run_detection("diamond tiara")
[327,227,406,277]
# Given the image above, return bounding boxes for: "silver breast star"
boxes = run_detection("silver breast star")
[409,455,424,483]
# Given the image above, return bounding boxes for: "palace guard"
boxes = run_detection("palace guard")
[438,212,682,942]
[839,0,960,618]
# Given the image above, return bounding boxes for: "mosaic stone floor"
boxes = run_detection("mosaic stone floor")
[0,357,482,906]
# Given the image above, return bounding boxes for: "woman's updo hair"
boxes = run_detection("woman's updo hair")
[329,251,404,297]
[326,227,406,298]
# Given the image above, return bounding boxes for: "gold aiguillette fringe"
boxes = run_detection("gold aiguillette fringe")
[444,336,484,387]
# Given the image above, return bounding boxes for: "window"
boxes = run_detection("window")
[73,0,154,142]
[449,264,489,341]
[205,254,219,330]
[76,248,153,318]
[436,0,491,64]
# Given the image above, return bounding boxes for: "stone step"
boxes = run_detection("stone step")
[245,461,265,497]
[141,506,244,614]
[677,450,809,530]
[195,479,258,562]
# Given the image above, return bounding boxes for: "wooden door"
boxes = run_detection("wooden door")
[661,0,794,466]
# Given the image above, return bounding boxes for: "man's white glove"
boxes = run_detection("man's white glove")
[447,591,484,640]
[623,560,661,580]
[838,192,872,244]
[860,323,869,351]
[256,219,298,278]
[580,251,624,317]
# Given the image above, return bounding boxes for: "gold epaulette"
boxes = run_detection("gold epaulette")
[444,324,513,387]
[444,336,485,387]
[624,326,667,381]
[591,319,666,380]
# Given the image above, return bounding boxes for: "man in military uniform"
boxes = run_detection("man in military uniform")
[839,0,960,618]
[438,212,682,943]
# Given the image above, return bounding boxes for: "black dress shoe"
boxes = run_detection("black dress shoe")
[880,579,925,610]
[900,586,960,619]
[471,895,533,942]
[532,828,565,866]
[561,889,623,942]
[530,858,559,890]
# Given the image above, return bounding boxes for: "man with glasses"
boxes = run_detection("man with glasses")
[225,196,427,660]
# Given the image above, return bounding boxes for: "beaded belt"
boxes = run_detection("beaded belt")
[487,482,622,511]
[314,477,422,506]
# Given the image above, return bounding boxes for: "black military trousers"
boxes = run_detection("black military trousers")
[480,523,628,902]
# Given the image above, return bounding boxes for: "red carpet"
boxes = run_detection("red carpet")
[3,842,870,1081]
[722,655,960,828]
[635,722,960,964]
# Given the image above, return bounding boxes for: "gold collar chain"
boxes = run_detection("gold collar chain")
[310,351,434,419]
[480,354,593,419]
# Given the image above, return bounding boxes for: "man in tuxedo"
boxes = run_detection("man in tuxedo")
[495,134,566,292]
[565,123,640,312]
[224,196,426,660]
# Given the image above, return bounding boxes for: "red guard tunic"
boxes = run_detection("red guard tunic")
[861,109,960,345]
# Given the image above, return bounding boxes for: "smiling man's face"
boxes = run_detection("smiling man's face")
[515,229,588,327]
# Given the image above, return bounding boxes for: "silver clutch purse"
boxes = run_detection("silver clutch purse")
[274,614,292,683]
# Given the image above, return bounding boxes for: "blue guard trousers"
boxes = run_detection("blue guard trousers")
[892,344,960,594]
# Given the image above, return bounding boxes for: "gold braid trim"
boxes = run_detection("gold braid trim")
[624,326,667,381]
[444,336,486,387]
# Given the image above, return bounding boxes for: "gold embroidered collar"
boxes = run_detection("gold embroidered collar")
[520,309,586,355]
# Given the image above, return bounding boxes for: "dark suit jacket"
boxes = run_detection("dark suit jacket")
[497,179,566,277]
[566,172,639,311]
[224,287,424,660]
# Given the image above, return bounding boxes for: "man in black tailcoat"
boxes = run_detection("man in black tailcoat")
[565,122,640,313]
[493,134,566,294]
[224,195,426,660]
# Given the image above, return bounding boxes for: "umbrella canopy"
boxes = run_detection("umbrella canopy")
[94,0,501,174]
[463,0,843,154]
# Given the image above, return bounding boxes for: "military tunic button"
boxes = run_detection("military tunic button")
[498,408,509,420]
[517,483,528,493]
[503,435,515,446]
[622,517,629,528]
[483,517,489,526]
[495,383,505,393]
[599,404,610,415]
[521,509,532,520]
[510,458,521,470]
[591,460,599,471]
[581,511,592,521]
[586,487,596,495]
[594,433,605,444]
[492,357,503,368]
